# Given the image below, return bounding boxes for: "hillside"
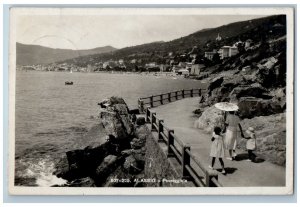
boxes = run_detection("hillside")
[16,43,117,65]
[60,15,286,67]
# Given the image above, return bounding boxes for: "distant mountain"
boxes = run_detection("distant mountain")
[16,43,117,65]
[61,15,285,67]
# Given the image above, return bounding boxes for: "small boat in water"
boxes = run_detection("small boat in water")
[65,81,73,85]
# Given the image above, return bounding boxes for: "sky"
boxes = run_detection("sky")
[16,14,266,50]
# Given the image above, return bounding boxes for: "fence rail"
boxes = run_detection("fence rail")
[145,106,223,187]
[138,88,204,112]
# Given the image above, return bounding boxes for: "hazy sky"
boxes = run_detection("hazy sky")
[17,15,266,50]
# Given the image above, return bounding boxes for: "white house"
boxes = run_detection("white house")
[190,64,205,75]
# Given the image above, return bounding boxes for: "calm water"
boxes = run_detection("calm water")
[15,71,204,186]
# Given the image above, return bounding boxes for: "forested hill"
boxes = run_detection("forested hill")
[60,15,286,67]
[16,43,117,65]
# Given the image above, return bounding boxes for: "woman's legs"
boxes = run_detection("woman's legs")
[248,150,256,161]
[211,157,216,167]
[219,158,226,174]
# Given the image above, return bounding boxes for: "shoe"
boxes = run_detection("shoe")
[226,157,233,161]
[245,159,252,162]
[208,165,214,170]
[221,169,226,174]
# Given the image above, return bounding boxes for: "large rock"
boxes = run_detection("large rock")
[229,84,268,101]
[94,155,124,186]
[67,177,96,187]
[100,97,134,139]
[207,76,223,93]
[238,97,284,119]
[238,113,286,166]
[56,141,120,180]
[194,106,225,133]
[123,154,144,174]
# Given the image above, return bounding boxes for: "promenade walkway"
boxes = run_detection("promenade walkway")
[151,97,285,187]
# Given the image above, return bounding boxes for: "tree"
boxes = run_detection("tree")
[212,53,221,64]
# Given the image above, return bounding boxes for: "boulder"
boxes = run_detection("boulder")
[238,97,284,119]
[100,97,134,139]
[194,106,225,133]
[94,155,124,185]
[229,84,267,101]
[67,177,95,187]
[59,141,120,180]
[123,155,143,174]
[100,111,129,139]
[130,138,145,149]
[207,76,224,93]
[239,113,286,166]
[53,155,70,179]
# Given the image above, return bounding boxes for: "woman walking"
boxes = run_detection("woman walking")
[224,110,243,160]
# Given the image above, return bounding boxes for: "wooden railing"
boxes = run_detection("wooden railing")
[138,88,203,113]
[145,106,223,187]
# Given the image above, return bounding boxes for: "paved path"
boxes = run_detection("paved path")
[151,97,286,187]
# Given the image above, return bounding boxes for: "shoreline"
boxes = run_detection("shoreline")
[16,70,204,81]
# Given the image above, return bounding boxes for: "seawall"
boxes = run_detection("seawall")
[140,123,194,187]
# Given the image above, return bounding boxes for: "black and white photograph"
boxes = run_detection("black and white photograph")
[8,7,294,195]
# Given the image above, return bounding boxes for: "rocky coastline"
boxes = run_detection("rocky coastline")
[194,35,287,166]
[53,96,148,187]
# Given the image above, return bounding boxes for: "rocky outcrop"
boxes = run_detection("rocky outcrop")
[194,105,225,133]
[54,96,148,187]
[238,113,286,166]
[99,96,134,139]
[238,96,283,118]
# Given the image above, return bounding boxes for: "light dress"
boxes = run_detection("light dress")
[224,114,240,150]
[246,133,257,150]
[210,132,225,158]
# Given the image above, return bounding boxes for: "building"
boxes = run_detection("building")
[245,39,253,50]
[205,50,218,61]
[145,62,157,68]
[218,46,238,59]
[190,64,205,75]
[177,69,190,75]
[216,33,222,41]
[130,59,137,64]
[160,64,167,72]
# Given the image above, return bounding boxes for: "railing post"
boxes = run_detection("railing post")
[160,94,163,105]
[168,92,171,102]
[191,89,193,97]
[175,91,178,100]
[182,89,185,98]
[205,170,219,187]
[158,119,164,142]
[151,112,156,131]
[167,130,175,157]
[139,100,144,113]
[145,106,151,123]
[150,95,154,107]
[198,88,202,96]
[182,145,191,179]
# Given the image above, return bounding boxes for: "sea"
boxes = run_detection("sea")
[15,71,205,186]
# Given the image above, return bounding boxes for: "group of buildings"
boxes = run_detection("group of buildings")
[204,33,255,61]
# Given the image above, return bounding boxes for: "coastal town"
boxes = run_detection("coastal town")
[17,25,283,78]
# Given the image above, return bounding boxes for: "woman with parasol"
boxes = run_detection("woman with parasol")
[214,102,244,161]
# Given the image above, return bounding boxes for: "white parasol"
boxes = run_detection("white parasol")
[214,102,239,111]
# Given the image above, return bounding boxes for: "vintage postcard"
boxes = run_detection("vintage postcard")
[8,7,294,195]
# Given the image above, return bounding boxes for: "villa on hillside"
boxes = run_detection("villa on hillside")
[218,45,238,59]
[190,64,205,75]
[204,49,218,61]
